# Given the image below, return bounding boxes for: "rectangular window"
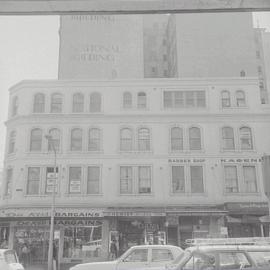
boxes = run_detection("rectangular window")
[196,91,206,107]
[69,167,81,194]
[87,166,100,194]
[190,166,204,193]
[138,166,151,194]
[172,166,185,193]
[27,167,40,195]
[45,167,59,194]
[185,91,195,107]
[164,92,173,108]
[5,168,13,196]
[224,166,238,193]
[120,166,133,194]
[174,92,184,108]
[243,166,257,193]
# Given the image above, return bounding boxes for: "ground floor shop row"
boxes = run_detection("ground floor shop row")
[0,202,269,266]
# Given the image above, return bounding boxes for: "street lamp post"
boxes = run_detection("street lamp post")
[45,134,57,270]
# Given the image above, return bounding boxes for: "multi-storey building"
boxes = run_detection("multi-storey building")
[0,77,269,266]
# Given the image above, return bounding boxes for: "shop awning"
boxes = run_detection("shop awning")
[166,208,227,216]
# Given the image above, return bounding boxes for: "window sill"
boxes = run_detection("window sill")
[169,192,207,196]
[119,150,153,154]
[223,192,260,196]
[64,193,103,197]
[119,193,154,196]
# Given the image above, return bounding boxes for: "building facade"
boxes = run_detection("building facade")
[0,78,269,265]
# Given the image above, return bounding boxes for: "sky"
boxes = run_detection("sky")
[0,12,269,170]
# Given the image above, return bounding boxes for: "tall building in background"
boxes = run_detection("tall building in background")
[254,28,270,104]
[58,15,144,79]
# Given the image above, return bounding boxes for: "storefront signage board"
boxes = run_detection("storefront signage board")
[169,159,205,163]
[221,158,261,163]
[104,211,166,217]
[226,202,268,214]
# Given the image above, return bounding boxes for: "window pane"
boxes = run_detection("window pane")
[171,127,183,151]
[189,127,201,150]
[222,91,230,107]
[30,129,42,151]
[123,92,132,108]
[152,249,173,262]
[138,92,146,108]
[88,128,100,151]
[73,93,84,113]
[190,166,204,193]
[222,127,235,150]
[172,166,185,193]
[45,167,59,194]
[5,168,13,196]
[138,128,150,151]
[33,93,45,113]
[196,91,206,107]
[164,92,172,108]
[243,166,257,193]
[224,166,238,193]
[240,127,253,150]
[27,167,40,195]
[120,166,132,194]
[8,131,16,154]
[219,252,251,268]
[185,91,195,107]
[69,167,81,193]
[120,128,132,151]
[138,166,151,194]
[51,93,62,113]
[90,93,101,112]
[174,92,184,108]
[71,129,82,151]
[87,166,100,194]
[236,91,246,107]
[124,249,148,262]
[48,128,60,152]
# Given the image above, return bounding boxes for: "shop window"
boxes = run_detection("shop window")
[221,90,231,108]
[152,249,173,262]
[138,128,150,151]
[124,249,148,262]
[236,90,246,107]
[171,127,183,151]
[5,168,13,196]
[243,166,257,193]
[45,167,59,194]
[219,252,251,269]
[90,92,101,112]
[33,93,45,113]
[11,96,18,117]
[8,131,16,154]
[138,166,151,194]
[70,128,82,151]
[87,166,100,194]
[239,127,253,150]
[172,166,185,193]
[224,166,239,193]
[69,167,82,194]
[120,128,133,151]
[189,127,201,150]
[63,222,102,259]
[222,127,235,150]
[48,128,60,152]
[27,167,40,195]
[72,93,84,113]
[190,166,204,193]
[137,92,147,109]
[88,128,101,151]
[123,92,132,108]
[30,128,42,152]
[50,93,63,113]
[120,166,133,194]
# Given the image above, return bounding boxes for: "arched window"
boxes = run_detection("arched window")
[51,93,63,113]
[189,127,201,150]
[236,90,246,107]
[90,92,101,112]
[120,128,133,151]
[48,128,60,152]
[71,128,82,151]
[221,91,231,108]
[12,96,18,116]
[88,128,101,151]
[137,92,147,108]
[123,92,132,108]
[222,127,235,150]
[240,127,253,150]
[33,93,45,113]
[8,131,16,154]
[30,128,42,151]
[138,128,150,151]
[171,127,183,151]
[73,93,84,113]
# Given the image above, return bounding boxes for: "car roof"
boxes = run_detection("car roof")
[129,245,182,249]
[186,245,270,252]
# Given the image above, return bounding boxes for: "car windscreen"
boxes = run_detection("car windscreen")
[248,251,270,267]
[4,250,18,264]
[172,250,190,264]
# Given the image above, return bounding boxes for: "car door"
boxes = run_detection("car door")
[149,247,175,268]
[116,247,150,270]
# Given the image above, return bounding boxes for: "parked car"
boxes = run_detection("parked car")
[0,249,24,270]
[70,245,183,270]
